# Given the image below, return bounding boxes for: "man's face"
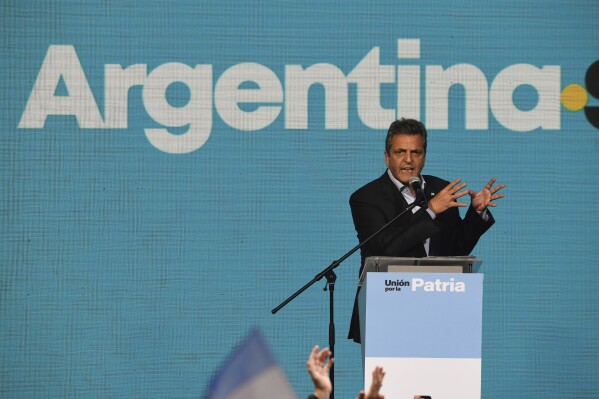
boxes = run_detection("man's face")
[385,133,426,186]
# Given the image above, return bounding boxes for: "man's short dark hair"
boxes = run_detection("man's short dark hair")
[385,118,428,154]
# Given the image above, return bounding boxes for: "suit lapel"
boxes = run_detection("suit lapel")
[380,171,410,212]
[380,172,427,257]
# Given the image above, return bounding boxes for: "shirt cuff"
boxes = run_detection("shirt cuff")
[426,208,437,220]
[477,209,489,221]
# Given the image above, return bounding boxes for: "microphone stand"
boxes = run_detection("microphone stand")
[272,199,423,399]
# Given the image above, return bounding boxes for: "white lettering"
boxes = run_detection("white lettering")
[347,47,395,129]
[426,64,489,129]
[490,64,560,131]
[285,64,348,129]
[143,62,213,154]
[397,65,420,120]
[412,278,424,290]
[411,277,466,292]
[19,45,104,128]
[18,42,564,154]
[104,64,146,128]
[215,63,282,131]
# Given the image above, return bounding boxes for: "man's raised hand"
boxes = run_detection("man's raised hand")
[468,177,505,212]
[427,178,469,215]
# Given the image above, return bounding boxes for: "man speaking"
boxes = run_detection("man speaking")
[348,118,505,343]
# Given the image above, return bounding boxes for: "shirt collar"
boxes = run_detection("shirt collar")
[387,169,426,193]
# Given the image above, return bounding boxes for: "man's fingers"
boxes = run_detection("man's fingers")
[446,180,466,192]
[307,346,319,365]
[442,178,462,192]
[316,348,331,365]
[486,177,497,189]
[490,183,505,194]
[453,189,469,199]
[317,348,330,359]
[452,183,467,193]
[324,357,334,372]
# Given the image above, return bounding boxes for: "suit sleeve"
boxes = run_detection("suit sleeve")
[349,191,440,260]
[429,204,495,256]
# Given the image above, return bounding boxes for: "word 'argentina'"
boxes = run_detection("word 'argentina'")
[412,277,465,292]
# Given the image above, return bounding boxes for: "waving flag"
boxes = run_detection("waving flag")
[204,329,297,399]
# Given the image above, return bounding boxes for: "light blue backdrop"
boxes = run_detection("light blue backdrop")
[2,0,598,397]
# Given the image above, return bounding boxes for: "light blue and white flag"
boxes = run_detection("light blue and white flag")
[204,329,297,399]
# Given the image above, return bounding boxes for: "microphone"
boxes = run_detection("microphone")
[409,176,428,206]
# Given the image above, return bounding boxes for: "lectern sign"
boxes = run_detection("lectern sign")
[363,272,484,399]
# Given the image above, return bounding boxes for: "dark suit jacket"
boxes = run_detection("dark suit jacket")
[347,171,494,343]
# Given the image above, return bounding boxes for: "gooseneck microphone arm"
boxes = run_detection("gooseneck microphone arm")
[409,175,428,207]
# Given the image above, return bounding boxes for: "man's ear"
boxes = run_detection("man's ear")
[384,151,390,167]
